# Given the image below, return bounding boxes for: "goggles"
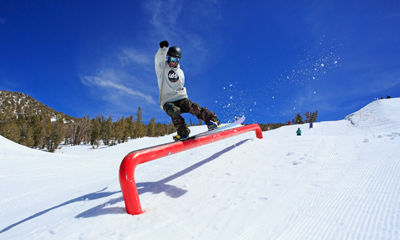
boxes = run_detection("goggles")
[167,56,179,63]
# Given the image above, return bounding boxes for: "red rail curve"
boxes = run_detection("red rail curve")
[119,124,263,215]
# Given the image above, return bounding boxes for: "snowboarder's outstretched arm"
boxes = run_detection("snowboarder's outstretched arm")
[155,40,169,90]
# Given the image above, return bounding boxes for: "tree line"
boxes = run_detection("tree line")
[292,110,318,124]
[0,107,175,152]
[258,110,319,131]
[1,97,320,152]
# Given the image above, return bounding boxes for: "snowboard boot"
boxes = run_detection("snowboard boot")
[206,117,221,131]
[173,128,191,141]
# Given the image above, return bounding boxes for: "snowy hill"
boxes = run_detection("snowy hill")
[1,98,400,240]
[0,90,75,121]
[345,98,400,131]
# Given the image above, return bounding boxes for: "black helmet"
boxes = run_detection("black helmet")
[167,46,181,58]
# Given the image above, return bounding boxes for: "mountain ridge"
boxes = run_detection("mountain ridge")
[0,90,76,121]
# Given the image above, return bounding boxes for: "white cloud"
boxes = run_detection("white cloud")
[143,0,221,74]
[81,70,156,105]
[144,0,183,38]
[119,48,151,66]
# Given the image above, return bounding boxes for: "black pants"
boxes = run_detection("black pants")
[163,98,217,135]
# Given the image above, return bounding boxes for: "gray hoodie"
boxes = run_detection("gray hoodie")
[155,47,188,109]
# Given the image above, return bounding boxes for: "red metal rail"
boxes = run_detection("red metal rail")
[119,124,263,215]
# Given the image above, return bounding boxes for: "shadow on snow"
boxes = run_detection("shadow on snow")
[0,188,120,234]
[76,139,250,218]
[0,139,249,233]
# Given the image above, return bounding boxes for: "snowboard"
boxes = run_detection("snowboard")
[195,115,245,139]
[174,116,245,141]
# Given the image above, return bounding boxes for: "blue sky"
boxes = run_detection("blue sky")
[1,0,399,124]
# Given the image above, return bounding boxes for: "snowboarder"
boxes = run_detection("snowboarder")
[296,128,302,136]
[155,40,220,141]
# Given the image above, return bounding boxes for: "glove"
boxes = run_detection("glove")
[159,40,169,48]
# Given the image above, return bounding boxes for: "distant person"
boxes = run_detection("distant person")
[155,40,220,141]
[309,122,313,128]
[296,128,302,136]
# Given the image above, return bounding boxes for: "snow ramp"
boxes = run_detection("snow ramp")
[345,98,400,131]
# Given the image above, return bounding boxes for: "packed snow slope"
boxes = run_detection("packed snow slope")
[1,98,400,240]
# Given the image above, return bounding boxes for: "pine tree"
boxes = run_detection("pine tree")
[101,116,113,146]
[304,112,312,123]
[90,117,101,147]
[311,110,318,122]
[45,118,65,152]
[135,107,146,138]
[19,117,34,147]
[293,113,304,124]
[124,116,133,141]
[154,122,163,136]
[39,117,51,149]
[1,119,20,143]
[147,117,156,137]
[30,115,42,147]
[81,116,91,144]
[110,119,118,146]
[115,117,127,143]
[304,110,318,123]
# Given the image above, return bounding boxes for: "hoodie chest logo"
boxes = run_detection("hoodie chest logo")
[168,70,179,82]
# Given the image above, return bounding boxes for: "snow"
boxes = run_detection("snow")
[1,98,400,239]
